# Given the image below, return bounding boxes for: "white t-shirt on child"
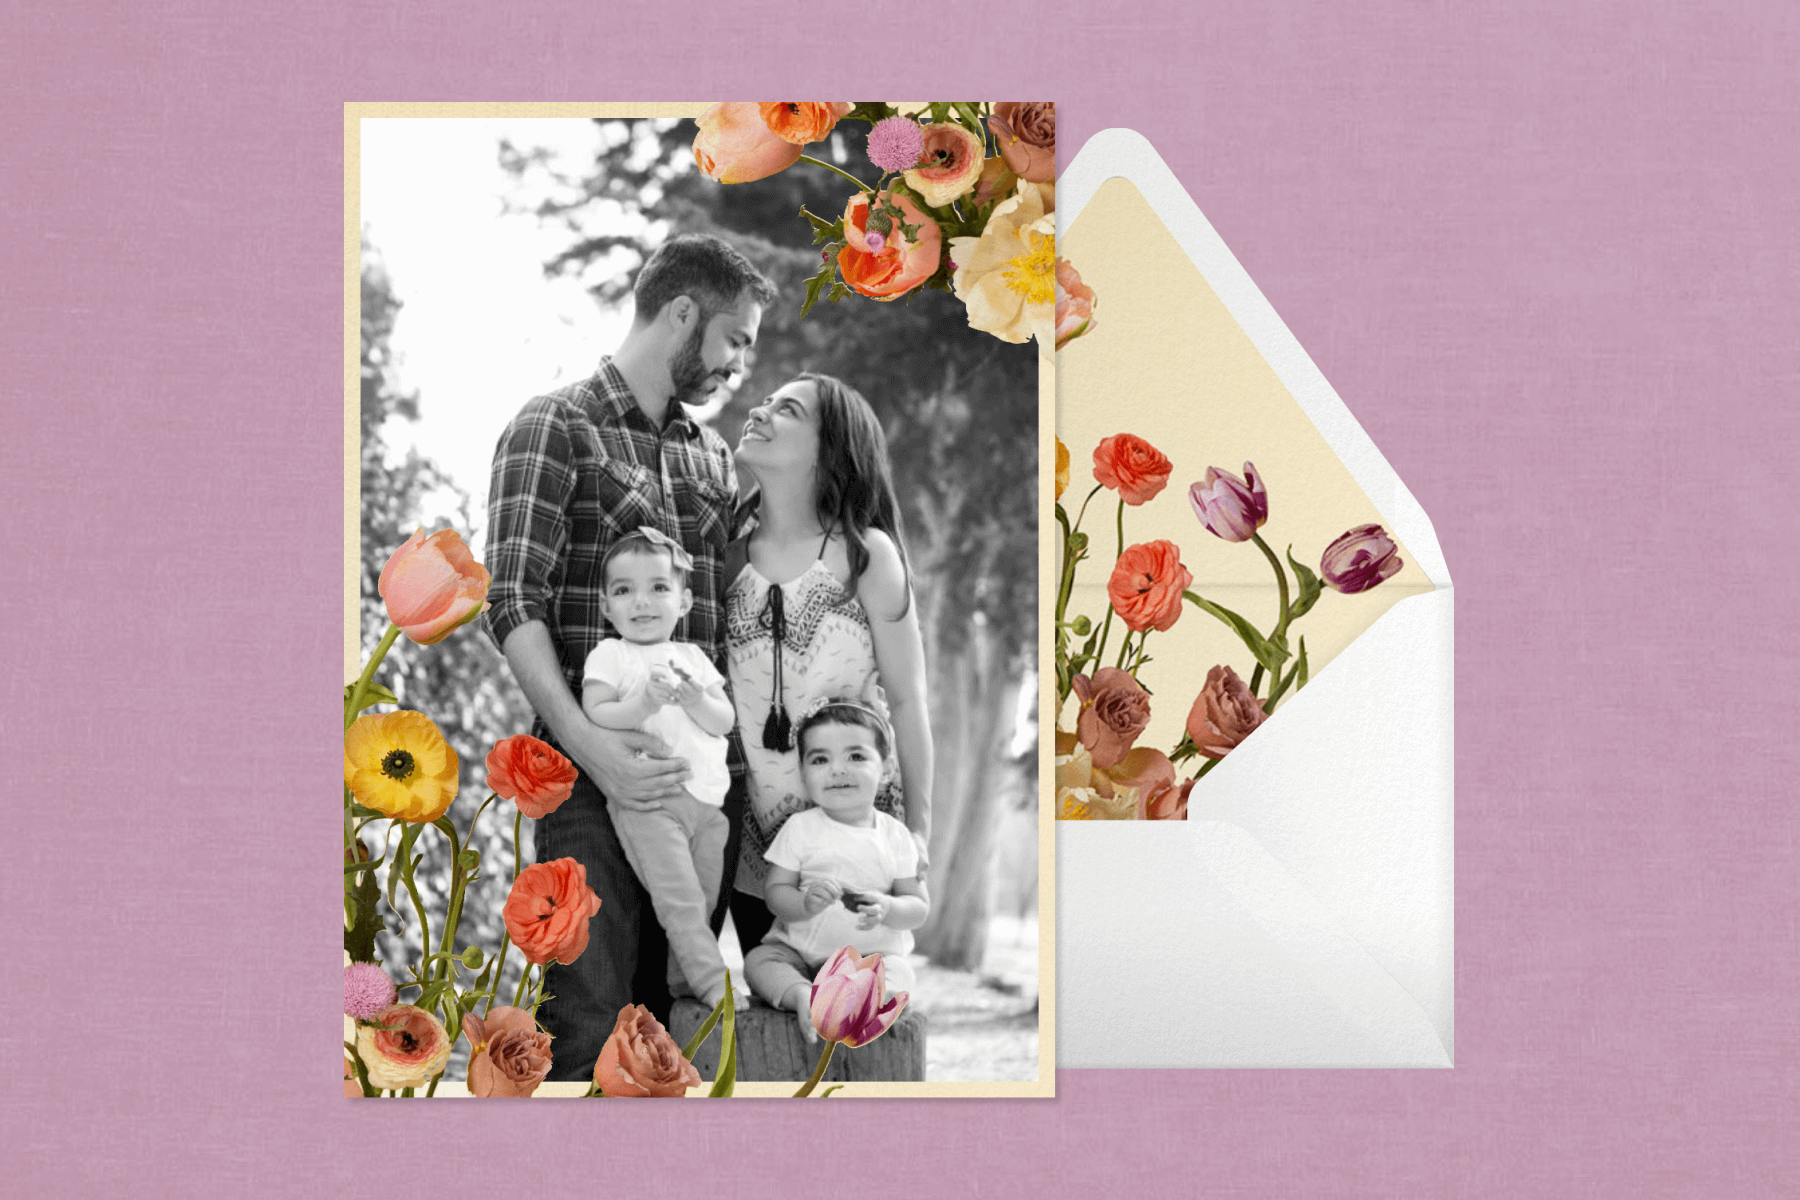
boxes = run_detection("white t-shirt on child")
[763,806,919,963]
[582,638,729,806]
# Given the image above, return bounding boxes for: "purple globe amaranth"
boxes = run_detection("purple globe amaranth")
[1320,524,1404,594]
[1189,462,1268,543]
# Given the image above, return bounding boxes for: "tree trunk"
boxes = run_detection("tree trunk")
[915,620,1022,969]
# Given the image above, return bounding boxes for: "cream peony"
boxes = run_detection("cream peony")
[948,180,1056,350]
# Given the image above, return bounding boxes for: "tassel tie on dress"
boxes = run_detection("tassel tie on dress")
[760,582,793,752]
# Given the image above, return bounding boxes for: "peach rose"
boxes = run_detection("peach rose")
[485,734,578,819]
[694,103,803,184]
[1092,434,1172,505]
[973,156,1017,207]
[1055,258,1098,350]
[903,122,985,207]
[1071,668,1151,770]
[356,1004,451,1091]
[988,102,1055,183]
[1110,747,1192,820]
[502,857,602,967]
[758,101,852,144]
[593,1004,701,1097]
[838,189,942,301]
[1187,665,1268,759]
[379,527,491,646]
[462,1006,552,1098]
[1107,540,1193,633]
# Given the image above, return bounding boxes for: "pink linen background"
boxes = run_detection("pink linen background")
[3,2,1795,1194]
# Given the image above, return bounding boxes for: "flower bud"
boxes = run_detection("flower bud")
[1189,463,1268,543]
[1071,615,1091,636]
[457,848,481,872]
[1319,524,1404,594]
[461,945,485,970]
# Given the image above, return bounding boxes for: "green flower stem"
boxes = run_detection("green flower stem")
[1115,629,1135,670]
[1115,497,1126,561]
[400,851,432,979]
[346,622,402,731]
[1194,758,1220,781]
[487,810,522,1015]
[1091,606,1116,681]
[1250,533,1292,645]
[1071,483,1102,534]
[797,154,869,191]
[1248,663,1265,699]
[514,959,537,1010]
[793,1040,839,1097]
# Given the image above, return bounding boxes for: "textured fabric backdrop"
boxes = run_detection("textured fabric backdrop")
[3,2,1795,1194]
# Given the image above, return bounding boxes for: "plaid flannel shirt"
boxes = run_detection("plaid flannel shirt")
[484,358,740,720]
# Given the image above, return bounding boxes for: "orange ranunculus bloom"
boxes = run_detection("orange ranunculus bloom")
[592,1004,702,1097]
[1092,434,1172,505]
[694,103,803,184]
[757,102,852,145]
[1055,437,1070,500]
[379,527,491,646]
[503,858,602,967]
[837,189,942,302]
[486,734,578,820]
[1107,540,1193,633]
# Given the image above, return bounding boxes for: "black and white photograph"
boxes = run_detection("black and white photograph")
[347,105,1049,1096]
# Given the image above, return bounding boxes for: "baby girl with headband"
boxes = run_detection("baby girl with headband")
[582,526,736,1009]
[743,698,930,1042]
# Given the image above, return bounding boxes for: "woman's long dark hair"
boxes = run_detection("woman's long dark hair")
[798,371,912,614]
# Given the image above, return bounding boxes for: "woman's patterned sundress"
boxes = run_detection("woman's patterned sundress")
[725,555,905,895]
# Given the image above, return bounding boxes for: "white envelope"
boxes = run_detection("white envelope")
[1055,130,1454,1068]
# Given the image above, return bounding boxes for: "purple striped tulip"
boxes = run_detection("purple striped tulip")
[1320,524,1404,593]
[810,947,909,1048]
[1189,462,1269,542]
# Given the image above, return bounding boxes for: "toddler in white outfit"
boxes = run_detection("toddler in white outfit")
[582,527,736,1007]
[744,699,930,1042]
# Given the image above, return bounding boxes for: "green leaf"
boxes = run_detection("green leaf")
[798,204,845,246]
[1183,591,1290,676]
[432,817,460,855]
[1286,546,1323,623]
[952,102,987,136]
[708,971,737,1097]
[820,1085,846,1098]
[344,854,385,874]
[344,681,400,714]
[1295,636,1309,690]
[799,261,837,319]
[386,824,421,914]
[344,838,386,962]
[681,991,727,1063]
[929,102,951,124]
[347,802,386,820]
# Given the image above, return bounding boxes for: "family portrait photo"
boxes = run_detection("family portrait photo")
[346,104,1051,1097]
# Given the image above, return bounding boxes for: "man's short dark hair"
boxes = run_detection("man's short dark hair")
[632,233,778,327]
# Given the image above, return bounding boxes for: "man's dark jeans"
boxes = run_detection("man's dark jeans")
[533,771,672,1081]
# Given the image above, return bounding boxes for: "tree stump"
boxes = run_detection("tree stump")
[671,997,927,1083]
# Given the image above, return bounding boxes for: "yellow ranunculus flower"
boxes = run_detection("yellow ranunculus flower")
[948,179,1056,352]
[345,710,460,823]
[1055,437,1070,500]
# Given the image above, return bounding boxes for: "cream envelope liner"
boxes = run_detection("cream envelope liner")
[1055,130,1453,1067]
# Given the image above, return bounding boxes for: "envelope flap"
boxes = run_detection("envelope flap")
[1060,129,1449,589]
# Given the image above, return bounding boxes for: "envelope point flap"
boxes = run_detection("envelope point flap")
[1058,129,1450,588]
